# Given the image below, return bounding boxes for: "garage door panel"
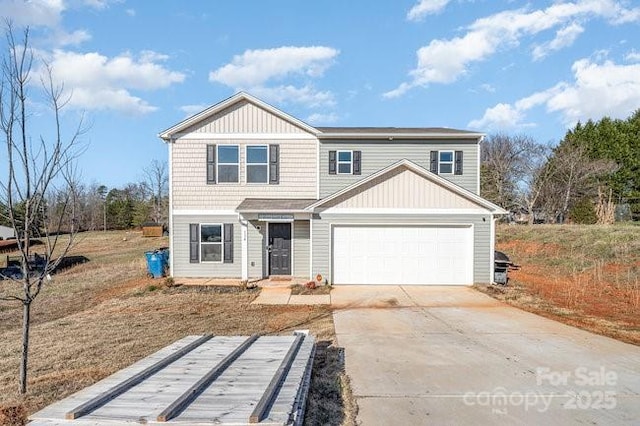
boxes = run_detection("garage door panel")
[332,225,473,285]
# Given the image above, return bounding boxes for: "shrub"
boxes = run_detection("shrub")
[569,198,597,224]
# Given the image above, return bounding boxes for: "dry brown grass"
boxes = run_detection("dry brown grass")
[0,231,354,425]
[480,223,640,345]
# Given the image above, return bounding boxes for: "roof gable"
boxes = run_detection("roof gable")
[308,160,507,214]
[159,92,318,140]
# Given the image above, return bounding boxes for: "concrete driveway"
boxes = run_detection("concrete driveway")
[333,286,640,425]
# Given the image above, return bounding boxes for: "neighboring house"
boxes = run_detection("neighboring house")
[0,225,15,240]
[159,93,506,285]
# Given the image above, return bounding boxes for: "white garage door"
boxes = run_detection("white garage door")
[332,225,473,285]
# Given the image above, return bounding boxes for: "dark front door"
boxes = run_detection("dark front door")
[269,222,291,275]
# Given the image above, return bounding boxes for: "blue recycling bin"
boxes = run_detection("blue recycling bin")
[145,249,169,278]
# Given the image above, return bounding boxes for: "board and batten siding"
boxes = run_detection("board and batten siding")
[172,214,241,278]
[319,140,478,198]
[326,168,483,210]
[172,138,317,210]
[310,213,492,284]
[180,100,308,134]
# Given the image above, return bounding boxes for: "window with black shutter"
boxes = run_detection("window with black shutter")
[189,224,199,263]
[430,151,438,174]
[269,144,279,184]
[223,224,234,263]
[206,145,216,184]
[353,150,361,175]
[454,151,463,175]
[328,150,337,175]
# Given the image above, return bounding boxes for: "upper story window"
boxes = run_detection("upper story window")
[218,145,239,183]
[430,150,463,175]
[329,150,361,175]
[246,145,268,183]
[439,151,454,174]
[337,150,352,174]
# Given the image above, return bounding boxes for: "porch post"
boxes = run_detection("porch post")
[240,217,249,282]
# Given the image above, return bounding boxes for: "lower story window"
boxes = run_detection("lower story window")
[201,224,222,262]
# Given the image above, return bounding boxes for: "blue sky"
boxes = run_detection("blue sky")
[3,0,640,188]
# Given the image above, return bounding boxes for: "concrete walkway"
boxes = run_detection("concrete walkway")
[332,286,640,425]
[251,283,490,307]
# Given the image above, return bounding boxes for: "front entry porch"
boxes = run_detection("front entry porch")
[236,198,315,282]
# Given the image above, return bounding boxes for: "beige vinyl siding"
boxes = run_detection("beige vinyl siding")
[319,140,478,197]
[310,213,492,284]
[172,214,241,278]
[172,138,317,210]
[181,100,307,134]
[293,221,310,277]
[248,221,266,279]
[327,168,483,210]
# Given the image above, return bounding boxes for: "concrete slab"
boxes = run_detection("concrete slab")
[288,294,330,305]
[330,285,415,308]
[334,287,640,425]
[401,285,502,307]
[250,287,290,305]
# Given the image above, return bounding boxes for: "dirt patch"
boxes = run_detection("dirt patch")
[291,283,333,295]
[488,224,640,346]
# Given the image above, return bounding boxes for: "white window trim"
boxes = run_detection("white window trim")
[439,150,454,175]
[245,144,269,184]
[217,145,239,183]
[200,223,223,263]
[337,150,353,175]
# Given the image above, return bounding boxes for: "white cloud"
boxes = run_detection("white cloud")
[82,0,123,9]
[407,0,451,21]
[480,83,496,93]
[307,112,339,125]
[125,8,136,16]
[41,50,186,114]
[532,22,585,61]
[209,46,339,108]
[250,85,336,108]
[209,46,338,87]
[51,28,92,46]
[0,0,65,27]
[469,57,640,129]
[625,50,640,62]
[387,0,640,97]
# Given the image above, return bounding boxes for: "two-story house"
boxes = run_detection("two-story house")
[159,92,506,286]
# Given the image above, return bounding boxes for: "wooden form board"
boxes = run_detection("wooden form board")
[30,334,315,425]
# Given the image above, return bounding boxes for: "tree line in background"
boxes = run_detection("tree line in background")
[481,110,640,224]
[0,159,168,234]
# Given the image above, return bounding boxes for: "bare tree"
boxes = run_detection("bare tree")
[538,143,617,222]
[0,24,86,394]
[142,159,168,225]
[515,141,555,225]
[480,133,532,209]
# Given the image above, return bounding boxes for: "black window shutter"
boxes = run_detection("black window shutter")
[189,224,199,263]
[430,151,438,174]
[223,223,234,263]
[328,150,337,175]
[455,150,463,175]
[353,151,361,175]
[206,144,216,184]
[269,144,279,184]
